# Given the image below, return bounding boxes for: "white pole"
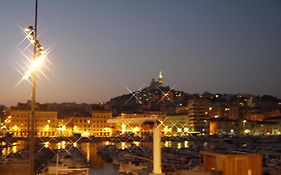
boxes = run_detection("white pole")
[248,170,252,175]
[152,123,162,174]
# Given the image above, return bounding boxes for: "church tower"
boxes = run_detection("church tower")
[158,71,163,87]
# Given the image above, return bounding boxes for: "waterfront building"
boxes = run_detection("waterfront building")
[57,110,113,137]
[57,117,73,137]
[91,110,113,137]
[209,118,281,135]
[72,116,92,137]
[209,118,239,135]
[4,109,113,138]
[112,111,166,136]
[241,120,281,135]
[164,114,208,136]
[187,98,209,134]
[5,110,57,137]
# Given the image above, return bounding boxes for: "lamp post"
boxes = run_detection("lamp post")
[26,1,38,175]
[21,0,47,173]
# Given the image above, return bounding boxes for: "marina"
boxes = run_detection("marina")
[1,135,281,174]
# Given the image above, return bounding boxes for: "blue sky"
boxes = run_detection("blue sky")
[0,0,281,106]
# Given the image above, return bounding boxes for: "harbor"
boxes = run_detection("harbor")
[1,135,281,175]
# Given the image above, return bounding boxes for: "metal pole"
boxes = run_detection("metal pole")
[29,0,38,175]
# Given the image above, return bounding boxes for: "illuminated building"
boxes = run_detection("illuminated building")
[112,112,167,136]
[208,118,281,135]
[209,118,238,135]
[208,104,240,120]
[187,99,209,134]
[91,111,113,137]
[5,110,57,137]
[164,114,201,136]
[56,118,73,137]
[149,71,164,89]
[158,71,163,87]
[72,116,92,137]
[58,110,113,137]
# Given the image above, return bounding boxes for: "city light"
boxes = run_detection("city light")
[1,1,280,175]
[177,143,181,149]
[121,123,126,134]
[44,141,49,148]
[62,141,66,149]
[132,127,140,134]
[82,131,90,137]
[184,141,189,148]
[177,128,182,133]
[133,141,140,147]
[121,142,127,150]
[43,124,50,132]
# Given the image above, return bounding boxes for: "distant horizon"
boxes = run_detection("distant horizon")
[1,1,281,107]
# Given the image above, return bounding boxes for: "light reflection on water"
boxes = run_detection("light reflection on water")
[1,140,192,175]
[80,142,117,175]
[1,141,27,156]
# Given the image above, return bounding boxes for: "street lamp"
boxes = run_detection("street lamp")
[24,1,39,175]
[18,1,48,173]
[23,27,46,81]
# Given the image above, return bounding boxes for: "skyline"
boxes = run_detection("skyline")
[1,0,281,106]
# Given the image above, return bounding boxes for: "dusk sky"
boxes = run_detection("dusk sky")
[0,0,281,106]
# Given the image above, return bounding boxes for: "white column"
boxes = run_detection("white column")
[153,123,162,174]
[247,170,252,175]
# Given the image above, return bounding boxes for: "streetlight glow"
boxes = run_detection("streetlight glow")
[17,1,51,174]
[22,54,46,80]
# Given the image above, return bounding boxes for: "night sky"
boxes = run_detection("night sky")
[0,0,281,106]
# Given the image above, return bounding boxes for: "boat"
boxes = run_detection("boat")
[41,148,89,175]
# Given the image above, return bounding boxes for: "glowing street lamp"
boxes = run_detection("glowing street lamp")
[20,1,43,175]
[23,22,48,175]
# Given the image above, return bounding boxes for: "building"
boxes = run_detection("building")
[5,110,57,137]
[209,118,239,135]
[91,110,113,137]
[111,111,167,136]
[4,109,114,138]
[57,117,73,137]
[188,98,209,134]
[149,71,164,89]
[57,110,113,137]
[175,105,189,114]
[164,114,207,136]
[201,151,262,175]
[72,116,92,137]
[208,104,240,120]
[208,118,281,135]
